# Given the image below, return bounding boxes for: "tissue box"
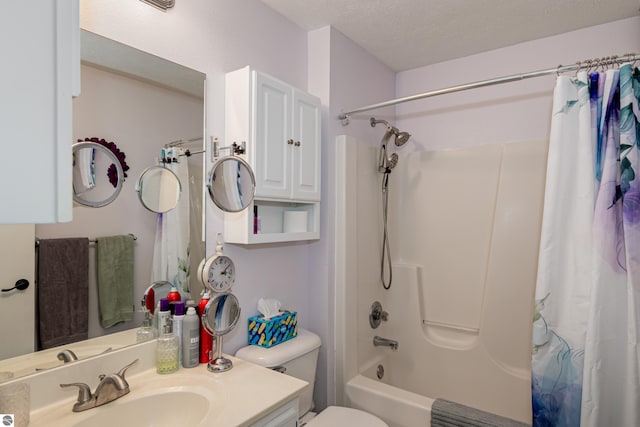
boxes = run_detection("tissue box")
[248,311,298,348]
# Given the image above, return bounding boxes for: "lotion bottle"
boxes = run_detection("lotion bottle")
[182,306,200,368]
[156,320,179,374]
[136,312,156,343]
[157,298,171,336]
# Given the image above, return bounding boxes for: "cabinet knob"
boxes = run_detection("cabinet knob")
[287,139,294,145]
[294,141,301,147]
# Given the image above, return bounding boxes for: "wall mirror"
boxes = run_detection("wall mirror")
[207,156,256,212]
[136,166,182,213]
[72,141,125,208]
[0,29,207,380]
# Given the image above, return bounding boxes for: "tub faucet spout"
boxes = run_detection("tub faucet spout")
[373,336,398,350]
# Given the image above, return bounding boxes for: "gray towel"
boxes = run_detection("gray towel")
[37,238,89,350]
[431,399,530,427]
[96,235,135,328]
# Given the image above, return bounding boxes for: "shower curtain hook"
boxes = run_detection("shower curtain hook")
[556,64,563,76]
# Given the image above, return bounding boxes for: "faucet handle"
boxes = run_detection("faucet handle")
[60,382,92,403]
[117,359,139,381]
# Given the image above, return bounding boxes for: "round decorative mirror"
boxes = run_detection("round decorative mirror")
[207,157,255,212]
[201,292,241,372]
[136,166,182,213]
[72,141,125,207]
[140,280,174,314]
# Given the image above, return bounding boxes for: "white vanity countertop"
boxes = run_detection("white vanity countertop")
[28,355,308,427]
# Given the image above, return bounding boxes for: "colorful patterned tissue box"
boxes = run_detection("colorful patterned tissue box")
[248,311,298,348]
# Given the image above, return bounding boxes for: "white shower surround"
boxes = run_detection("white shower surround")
[335,135,548,426]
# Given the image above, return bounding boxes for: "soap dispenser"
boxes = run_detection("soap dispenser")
[136,312,157,343]
[156,319,179,374]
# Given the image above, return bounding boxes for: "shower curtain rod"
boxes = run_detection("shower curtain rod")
[338,53,640,125]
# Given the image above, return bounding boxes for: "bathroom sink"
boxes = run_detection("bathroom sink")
[71,389,211,427]
[28,355,307,427]
[30,379,223,427]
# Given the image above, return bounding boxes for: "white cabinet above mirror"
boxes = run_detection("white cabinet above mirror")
[0,0,80,223]
[223,67,321,244]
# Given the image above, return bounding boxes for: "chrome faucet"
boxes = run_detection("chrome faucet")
[57,349,79,363]
[373,336,399,350]
[60,359,138,412]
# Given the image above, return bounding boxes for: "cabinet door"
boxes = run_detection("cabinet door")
[291,90,321,201]
[0,0,78,223]
[0,224,35,359]
[253,72,292,200]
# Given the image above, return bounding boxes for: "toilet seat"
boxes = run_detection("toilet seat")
[304,406,388,426]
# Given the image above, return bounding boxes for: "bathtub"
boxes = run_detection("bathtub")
[335,137,543,427]
[345,356,434,427]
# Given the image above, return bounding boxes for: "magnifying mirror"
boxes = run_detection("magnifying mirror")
[207,157,256,212]
[72,141,125,208]
[201,292,241,372]
[136,166,182,213]
[140,280,174,314]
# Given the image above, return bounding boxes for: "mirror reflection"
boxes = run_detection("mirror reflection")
[207,156,256,212]
[136,166,181,213]
[72,141,125,208]
[202,292,241,335]
[0,30,207,380]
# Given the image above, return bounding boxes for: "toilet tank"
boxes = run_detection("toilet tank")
[235,329,321,416]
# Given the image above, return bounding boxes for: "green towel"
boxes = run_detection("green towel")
[96,235,135,328]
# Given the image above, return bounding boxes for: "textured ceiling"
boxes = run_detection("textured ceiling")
[261,0,640,72]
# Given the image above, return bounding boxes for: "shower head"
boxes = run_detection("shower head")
[394,131,411,147]
[371,117,411,147]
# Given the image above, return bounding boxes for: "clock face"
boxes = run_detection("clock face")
[203,254,235,292]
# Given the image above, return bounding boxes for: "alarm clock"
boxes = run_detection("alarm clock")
[198,234,236,293]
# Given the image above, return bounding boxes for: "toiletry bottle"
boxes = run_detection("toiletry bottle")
[156,320,179,374]
[157,298,171,337]
[173,301,186,366]
[253,205,259,234]
[198,292,213,363]
[136,313,157,343]
[182,306,200,368]
[167,286,181,314]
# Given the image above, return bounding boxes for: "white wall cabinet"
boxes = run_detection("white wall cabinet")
[0,0,80,224]
[224,67,321,244]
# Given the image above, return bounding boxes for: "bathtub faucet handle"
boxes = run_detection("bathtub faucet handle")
[369,301,389,329]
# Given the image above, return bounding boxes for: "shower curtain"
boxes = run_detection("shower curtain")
[151,147,191,297]
[531,64,640,426]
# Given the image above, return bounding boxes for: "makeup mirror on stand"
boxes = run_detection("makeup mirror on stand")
[201,292,241,372]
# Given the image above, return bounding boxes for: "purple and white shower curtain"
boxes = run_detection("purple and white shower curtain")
[532,63,640,426]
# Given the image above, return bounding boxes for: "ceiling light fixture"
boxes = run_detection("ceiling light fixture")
[140,0,175,11]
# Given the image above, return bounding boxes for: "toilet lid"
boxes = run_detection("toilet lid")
[305,406,388,427]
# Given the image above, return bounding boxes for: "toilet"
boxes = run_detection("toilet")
[235,329,388,426]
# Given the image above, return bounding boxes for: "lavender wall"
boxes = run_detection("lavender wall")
[394,16,640,152]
